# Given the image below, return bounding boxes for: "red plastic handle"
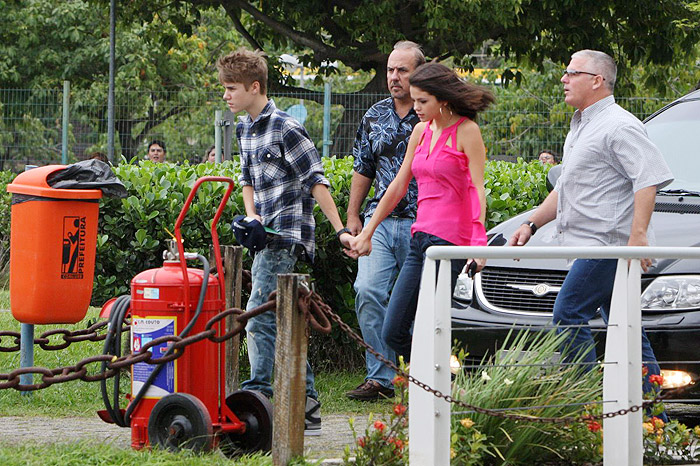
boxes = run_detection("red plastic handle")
[173,176,236,310]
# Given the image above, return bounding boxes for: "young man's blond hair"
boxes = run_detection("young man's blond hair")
[216,48,268,94]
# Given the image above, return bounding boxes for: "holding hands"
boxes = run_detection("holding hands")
[336,228,368,259]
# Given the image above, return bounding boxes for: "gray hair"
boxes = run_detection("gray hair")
[393,40,426,69]
[572,50,617,91]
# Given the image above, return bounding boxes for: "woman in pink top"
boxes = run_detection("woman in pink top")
[349,62,494,360]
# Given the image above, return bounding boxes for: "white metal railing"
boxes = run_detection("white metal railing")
[409,246,700,466]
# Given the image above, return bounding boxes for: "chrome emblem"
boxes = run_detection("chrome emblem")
[506,283,561,297]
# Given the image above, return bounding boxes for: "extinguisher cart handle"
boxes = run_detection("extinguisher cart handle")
[173,176,235,310]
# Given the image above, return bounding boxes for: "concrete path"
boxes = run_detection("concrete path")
[0,413,367,462]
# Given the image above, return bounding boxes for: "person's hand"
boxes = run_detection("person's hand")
[346,214,363,236]
[508,224,532,247]
[349,231,372,257]
[471,258,487,274]
[339,232,360,259]
[627,232,651,272]
[249,214,262,223]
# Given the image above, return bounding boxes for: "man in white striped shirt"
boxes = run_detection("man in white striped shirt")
[509,50,673,409]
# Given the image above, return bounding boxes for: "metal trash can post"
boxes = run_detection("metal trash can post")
[19,165,37,394]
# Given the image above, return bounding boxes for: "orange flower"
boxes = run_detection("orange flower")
[393,375,407,388]
[374,420,386,432]
[586,421,602,432]
[642,365,649,377]
[394,404,407,416]
[649,374,664,386]
[651,416,665,430]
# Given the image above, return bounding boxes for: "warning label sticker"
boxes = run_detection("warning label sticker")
[61,216,86,279]
[131,317,177,398]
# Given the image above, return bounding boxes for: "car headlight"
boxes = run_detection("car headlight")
[659,370,694,389]
[453,273,473,302]
[641,275,700,311]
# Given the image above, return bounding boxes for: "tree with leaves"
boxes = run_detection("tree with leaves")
[110,0,700,153]
[0,1,242,161]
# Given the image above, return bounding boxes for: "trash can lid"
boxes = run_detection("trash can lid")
[6,165,103,199]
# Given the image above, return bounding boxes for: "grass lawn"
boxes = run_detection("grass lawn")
[0,442,297,465]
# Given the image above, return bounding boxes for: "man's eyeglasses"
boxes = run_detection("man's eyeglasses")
[563,69,604,80]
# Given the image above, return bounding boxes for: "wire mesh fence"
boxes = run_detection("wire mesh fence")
[0,85,667,171]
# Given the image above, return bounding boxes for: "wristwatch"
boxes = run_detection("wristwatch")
[336,227,351,241]
[522,221,538,235]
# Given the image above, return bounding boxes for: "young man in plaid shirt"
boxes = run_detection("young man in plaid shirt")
[217,48,353,435]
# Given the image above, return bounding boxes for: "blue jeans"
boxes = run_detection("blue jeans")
[382,231,465,361]
[354,217,412,388]
[241,247,318,400]
[553,259,665,402]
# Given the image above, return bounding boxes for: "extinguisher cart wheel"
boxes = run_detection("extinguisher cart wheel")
[147,393,213,453]
[221,390,274,455]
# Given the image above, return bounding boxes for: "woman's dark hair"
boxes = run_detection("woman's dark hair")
[202,145,216,163]
[408,62,495,120]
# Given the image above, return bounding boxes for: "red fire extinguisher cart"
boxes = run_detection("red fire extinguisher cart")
[99,177,273,455]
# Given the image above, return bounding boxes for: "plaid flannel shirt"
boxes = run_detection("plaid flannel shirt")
[237,100,329,262]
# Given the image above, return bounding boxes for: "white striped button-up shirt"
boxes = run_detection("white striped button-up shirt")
[554,95,673,247]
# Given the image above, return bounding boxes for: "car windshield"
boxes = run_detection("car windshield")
[646,96,700,194]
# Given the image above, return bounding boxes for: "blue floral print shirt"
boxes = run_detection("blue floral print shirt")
[352,97,419,219]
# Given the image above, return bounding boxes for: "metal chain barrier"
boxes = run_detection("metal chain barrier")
[306,284,665,425]
[0,320,130,353]
[0,278,332,391]
[0,277,662,424]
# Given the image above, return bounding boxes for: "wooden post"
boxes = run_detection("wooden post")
[272,273,308,465]
[212,245,243,395]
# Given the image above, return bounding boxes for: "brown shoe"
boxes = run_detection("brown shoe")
[346,380,395,401]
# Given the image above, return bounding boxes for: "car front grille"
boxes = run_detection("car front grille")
[476,267,568,315]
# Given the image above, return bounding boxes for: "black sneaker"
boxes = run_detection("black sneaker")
[304,396,321,436]
[346,379,395,401]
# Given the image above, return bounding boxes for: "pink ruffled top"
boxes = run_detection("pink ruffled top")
[410,117,487,246]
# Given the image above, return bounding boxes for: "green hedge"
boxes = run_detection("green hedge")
[0,158,548,367]
[0,170,15,286]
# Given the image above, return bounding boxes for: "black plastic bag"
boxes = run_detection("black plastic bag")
[47,159,127,198]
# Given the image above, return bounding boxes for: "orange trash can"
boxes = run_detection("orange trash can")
[7,165,103,324]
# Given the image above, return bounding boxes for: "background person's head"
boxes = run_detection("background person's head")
[89,151,108,163]
[408,62,495,121]
[203,145,216,163]
[538,150,558,165]
[217,48,268,114]
[561,50,616,111]
[387,41,425,103]
[147,140,166,162]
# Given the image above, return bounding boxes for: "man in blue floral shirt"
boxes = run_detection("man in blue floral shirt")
[345,41,425,401]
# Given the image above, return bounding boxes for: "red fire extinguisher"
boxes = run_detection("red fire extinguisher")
[99,177,273,455]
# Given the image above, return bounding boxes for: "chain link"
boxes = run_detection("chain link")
[0,320,127,353]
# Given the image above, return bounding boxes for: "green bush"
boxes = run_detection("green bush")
[0,158,548,366]
[93,160,243,305]
[0,170,14,287]
[484,158,550,230]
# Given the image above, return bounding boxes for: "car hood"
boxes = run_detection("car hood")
[483,196,700,275]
